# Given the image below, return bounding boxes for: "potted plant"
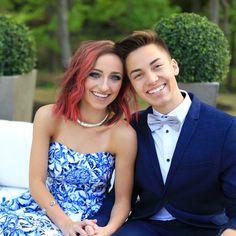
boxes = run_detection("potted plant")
[154,13,231,106]
[0,15,37,121]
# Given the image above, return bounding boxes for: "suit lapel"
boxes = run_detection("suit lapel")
[164,95,201,190]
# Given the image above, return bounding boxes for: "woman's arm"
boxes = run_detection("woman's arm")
[29,105,95,235]
[95,122,137,235]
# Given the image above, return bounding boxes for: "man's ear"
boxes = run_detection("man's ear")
[171,59,179,76]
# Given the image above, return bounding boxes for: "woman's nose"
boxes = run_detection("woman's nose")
[99,78,109,91]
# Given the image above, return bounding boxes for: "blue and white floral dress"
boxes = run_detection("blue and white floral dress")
[0,141,115,235]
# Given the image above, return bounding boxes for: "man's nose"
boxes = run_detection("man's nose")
[147,71,158,84]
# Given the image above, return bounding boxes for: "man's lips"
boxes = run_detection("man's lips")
[147,84,165,94]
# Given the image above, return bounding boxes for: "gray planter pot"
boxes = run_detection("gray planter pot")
[178,82,219,107]
[0,70,37,121]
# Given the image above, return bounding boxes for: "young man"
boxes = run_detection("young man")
[93,30,236,236]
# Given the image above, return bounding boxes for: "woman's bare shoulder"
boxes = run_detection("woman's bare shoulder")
[108,119,137,159]
[33,104,61,133]
[110,119,137,141]
[34,104,58,122]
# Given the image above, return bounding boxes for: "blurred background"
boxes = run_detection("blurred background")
[1,0,236,116]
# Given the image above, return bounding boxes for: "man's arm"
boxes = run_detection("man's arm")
[220,119,236,233]
[91,188,115,226]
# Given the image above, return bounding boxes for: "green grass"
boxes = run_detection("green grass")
[33,86,59,118]
[34,86,59,104]
[217,93,236,116]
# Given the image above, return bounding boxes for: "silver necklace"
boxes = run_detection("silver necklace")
[77,113,109,128]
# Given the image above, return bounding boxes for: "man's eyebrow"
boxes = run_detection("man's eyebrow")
[150,58,160,66]
[129,58,161,76]
[129,68,141,76]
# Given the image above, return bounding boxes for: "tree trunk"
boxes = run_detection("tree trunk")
[227,31,235,91]
[57,0,71,70]
[209,0,219,24]
[225,0,235,90]
[191,0,202,13]
[220,0,229,38]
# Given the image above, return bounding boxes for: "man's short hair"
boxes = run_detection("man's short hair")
[115,30,171,61]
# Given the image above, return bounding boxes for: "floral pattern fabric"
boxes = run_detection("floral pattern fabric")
[0,141,115,235]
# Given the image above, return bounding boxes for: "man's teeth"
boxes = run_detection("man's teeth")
[148,85,165,94]
[93,92,109,98]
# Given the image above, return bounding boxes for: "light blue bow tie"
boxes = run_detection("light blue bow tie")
[147,113,181,132]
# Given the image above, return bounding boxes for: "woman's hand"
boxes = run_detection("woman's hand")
[93,226,113,236]
[62,219,98,236]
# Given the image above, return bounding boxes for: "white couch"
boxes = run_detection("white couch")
[0,119,33,202]
[0,119,116,204]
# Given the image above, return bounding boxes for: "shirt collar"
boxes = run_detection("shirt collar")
[152,90,192,124]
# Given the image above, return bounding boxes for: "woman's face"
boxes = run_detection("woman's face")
[80,53,123,112]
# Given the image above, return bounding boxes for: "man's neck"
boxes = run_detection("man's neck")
[153,91,185,115]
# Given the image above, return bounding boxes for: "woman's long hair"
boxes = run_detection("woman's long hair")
[54,40,137,124]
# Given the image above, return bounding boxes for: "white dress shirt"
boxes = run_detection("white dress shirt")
[149,91,191,221]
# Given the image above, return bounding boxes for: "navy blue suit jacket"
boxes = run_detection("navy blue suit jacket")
[93,93,236,230]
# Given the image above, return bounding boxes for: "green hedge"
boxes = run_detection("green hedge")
[0,15,36,76]
[154,13,231,83]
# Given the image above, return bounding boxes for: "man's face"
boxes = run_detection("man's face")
[126,43,183,114]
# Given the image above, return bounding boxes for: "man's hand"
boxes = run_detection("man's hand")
[221,229,236,236]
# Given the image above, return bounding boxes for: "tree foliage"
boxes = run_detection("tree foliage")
[154,13,231,82]
[0,14,36,75]
[1,0,235,85]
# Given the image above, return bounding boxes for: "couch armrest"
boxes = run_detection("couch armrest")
[0,119,33,188]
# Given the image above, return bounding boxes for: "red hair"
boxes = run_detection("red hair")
[54,40,137,124]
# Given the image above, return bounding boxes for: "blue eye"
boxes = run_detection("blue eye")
[89,72,101,79]
[111,74,122,81]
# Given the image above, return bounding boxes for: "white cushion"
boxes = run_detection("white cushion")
[0,120,33,188]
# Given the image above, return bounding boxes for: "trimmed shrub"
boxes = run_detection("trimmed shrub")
[154,13,231,82]
[0,15,36,76]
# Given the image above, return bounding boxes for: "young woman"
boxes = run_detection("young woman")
[0,40,137,236]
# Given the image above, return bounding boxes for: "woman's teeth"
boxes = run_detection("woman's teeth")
[93,91,109,98]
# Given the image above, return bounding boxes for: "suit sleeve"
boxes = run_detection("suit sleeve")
[221,119,236,230]
[91,188,115,226]
[92,183,139,226]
